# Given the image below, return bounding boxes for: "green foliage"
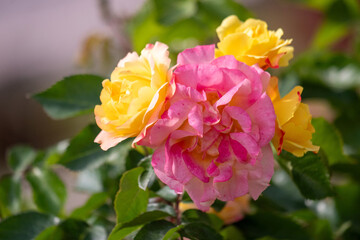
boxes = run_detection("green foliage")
[278,151,334,199]
[0,212,57,240]
[0,175,21,218]
[4,0,360,239]
[26,168,67,215]
[33,74,103,119]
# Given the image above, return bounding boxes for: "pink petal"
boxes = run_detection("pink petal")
[225,106,252,133]
[185,177,216,211]
[246,93,276,147]
[182,152,210,183]
[177,45,215,65]
[188,105,203,137]
[94,131,128,151]
[247,145,274,199]
[214,170,248,201]
[230,132,260,165]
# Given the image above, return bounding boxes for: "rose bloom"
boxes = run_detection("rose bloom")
[215,15,293,69]
[267,77,319,157]
[94,42,172,150]
[139,45,276,211]
[180,195,250,224]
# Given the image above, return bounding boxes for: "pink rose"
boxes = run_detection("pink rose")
[139,45,276,211]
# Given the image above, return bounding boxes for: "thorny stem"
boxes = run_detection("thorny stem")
[175,194,182,225]
[175,194,183,240]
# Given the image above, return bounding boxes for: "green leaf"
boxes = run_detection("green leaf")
[108,225,142,240]
[221,226,245,240]
[33,74,103,119]
[34,226,57,240]
[154,0,197,25]
[135,220,176,240]
[70,192,108,220]
[181,223,223,240]
[58,124,108,171]
[0,175,21,218]
[7,145,36,178]
[279,151,334,199]
[312,118,349,165]
[114,167,149,224]
[0,212,57,240]
[147,203,176,217]
[156,186,178,202]
[59,124,132,171]
[162,225,184,240]
[50,218,89,240]
[310,219,334,240]
[26,168,67,215]
[312,21,348,49]
[121,210,174,229]
[138,155,156,190]
[238,210,311,240]
[126,149,145,170]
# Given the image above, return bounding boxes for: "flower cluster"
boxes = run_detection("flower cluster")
[94,15,318,211]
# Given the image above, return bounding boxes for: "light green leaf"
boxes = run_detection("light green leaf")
[0,212,57,240]
[312,118,349,165]
[135,220,176,240]
[162,225,184,240]
[70,192,108,220]
[26,168,67,215]
[156,186,177,202]
[33,74,103,119]
[221,226,245,240]
[114,167,149,224]
[7,145,36,178]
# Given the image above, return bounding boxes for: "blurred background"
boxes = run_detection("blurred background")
[1,0,359,210]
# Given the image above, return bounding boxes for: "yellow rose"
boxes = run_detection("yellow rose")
[179,195,250,225]
[215,15,293,69]
[94,42,171,150]
[267,77,320,157]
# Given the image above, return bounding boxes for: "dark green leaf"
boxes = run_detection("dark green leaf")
[126,149,145,170]
[26,168,67,215]
[34,226,57,240]
[70,192,108,220]
[0,212,57,240]
[121,210,173,229]
[312,118,349,165]
[181,223,223,240]
[211,199,226,212]
[237,211,311,240]
[162,225,184,240]
[0,175,21,218]
[182,209,223,231]
[7,145,36,178]
[50,218,89,240]
[33,74,103,119]
[279,151,334,199]
[114,167,149,224]
[138,155,156,190]
[135,220,176,240]
[59,124,108,171]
